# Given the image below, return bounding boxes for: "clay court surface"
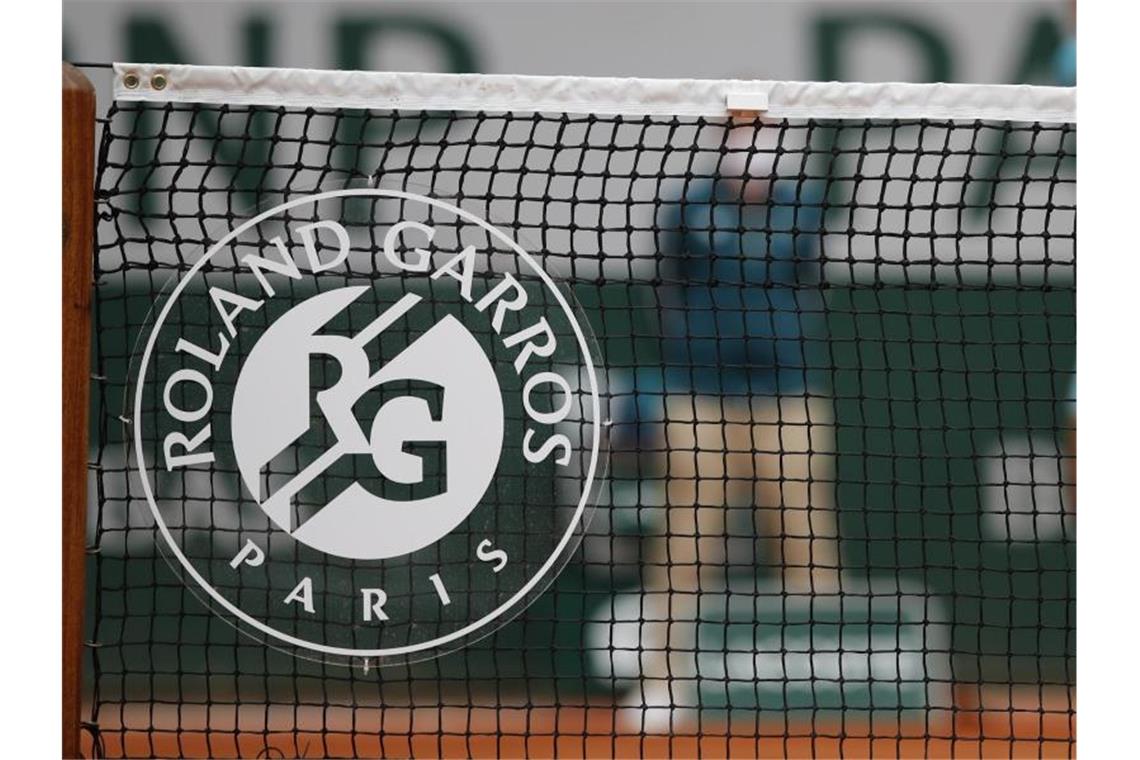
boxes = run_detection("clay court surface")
[83,685,1073,758]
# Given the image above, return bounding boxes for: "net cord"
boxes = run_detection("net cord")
[111,62,1076,123]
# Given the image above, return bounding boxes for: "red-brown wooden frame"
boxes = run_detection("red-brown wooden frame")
[62,62,95,760]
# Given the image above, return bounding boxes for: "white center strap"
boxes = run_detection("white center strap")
[113,63,1076,123]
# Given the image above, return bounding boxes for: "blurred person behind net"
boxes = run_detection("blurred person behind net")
[620,120,842,726]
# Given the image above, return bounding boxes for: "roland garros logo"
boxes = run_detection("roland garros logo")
[133,189,602,661]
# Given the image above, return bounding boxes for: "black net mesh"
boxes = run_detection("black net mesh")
[84,89,1075,758]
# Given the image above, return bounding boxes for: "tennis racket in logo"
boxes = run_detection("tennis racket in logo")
[232,286,504,560]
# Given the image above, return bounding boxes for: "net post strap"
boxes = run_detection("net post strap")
[112,62,1075,122]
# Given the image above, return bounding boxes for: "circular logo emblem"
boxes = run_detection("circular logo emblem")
[133,189,603,663]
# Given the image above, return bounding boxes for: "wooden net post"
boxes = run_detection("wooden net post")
[62,62,95,760]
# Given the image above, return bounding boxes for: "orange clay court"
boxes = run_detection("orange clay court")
[83,686,1073,759]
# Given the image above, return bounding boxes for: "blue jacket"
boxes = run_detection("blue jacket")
[655,176,828,397]
[615,176,829,439]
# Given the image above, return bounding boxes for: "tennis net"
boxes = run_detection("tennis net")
[75,64,1075,758]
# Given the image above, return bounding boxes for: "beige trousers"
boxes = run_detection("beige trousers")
[639,394,841,690]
